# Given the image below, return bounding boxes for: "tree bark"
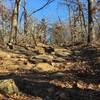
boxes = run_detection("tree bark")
[77,0,87,42]
[87,0,93,43]
[1,0,5,43]
[24,0,27,34]
[9,0,20,44]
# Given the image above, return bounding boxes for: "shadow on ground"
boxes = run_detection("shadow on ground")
[0,70,100,100]
[66,45,100,84]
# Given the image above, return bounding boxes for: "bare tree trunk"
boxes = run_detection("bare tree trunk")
[1,0,5,43]
[67,5,72,42]
[77,0,87,42]
[87,0,93,43]
[24,0,27,34]
[77,0,83,30]
[9,0,20,44]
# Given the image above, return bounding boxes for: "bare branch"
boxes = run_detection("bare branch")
[28,0,55,17]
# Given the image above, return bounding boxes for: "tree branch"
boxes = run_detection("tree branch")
[28,0,55,17]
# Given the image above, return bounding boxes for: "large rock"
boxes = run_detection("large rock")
[53,57,66,62]
[0,79,19,94]
[34,63,58,72]
[35,47,45,54]
[37,43,48,47]
[35,44,54,54]
[35,54,53,60]
[29,54,53,64]
[55,49,72,57]
[51,62,65,68]
[51,72,66,77]
[43,46,54,54]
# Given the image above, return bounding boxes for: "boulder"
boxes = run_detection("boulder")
[0,79,19,94]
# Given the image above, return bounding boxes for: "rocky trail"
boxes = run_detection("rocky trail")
[0,43,100,100]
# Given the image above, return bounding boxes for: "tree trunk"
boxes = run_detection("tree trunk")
[1,1,5,43]
[9,0,20,44]
[87,0,93,43]
[77,0,87,42]
[24,0,27,34]
[67,5,72,42]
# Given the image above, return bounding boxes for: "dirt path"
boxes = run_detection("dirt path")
[0,44,100,100]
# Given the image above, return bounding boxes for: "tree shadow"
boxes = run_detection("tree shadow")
[0,70,100,100]
[63,45,100,84]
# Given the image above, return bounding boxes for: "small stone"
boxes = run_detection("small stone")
[59,92,66,99]
[23,61,27,65]
[47,87,55,94]
[88,84,94,89]
[98,84,100,89]
[45,96,51,100]
[77,80,84,89]
[43,46,54,54]
[35,96,43,100]
[52,72,66,77]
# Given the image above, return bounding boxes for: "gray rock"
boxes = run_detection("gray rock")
[29,55,53,64]
[53,57,66,62]
[55,50,72,57]
[51,72,66,77]
[0,79,19,94]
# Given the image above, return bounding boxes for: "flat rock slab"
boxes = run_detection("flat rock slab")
[35,55,53,60]
[53,57,66,62]
[34,63,58,72]
[29,54,53,64]
[55,49,72,57]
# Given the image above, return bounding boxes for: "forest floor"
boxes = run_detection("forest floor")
[0,43,100,100]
